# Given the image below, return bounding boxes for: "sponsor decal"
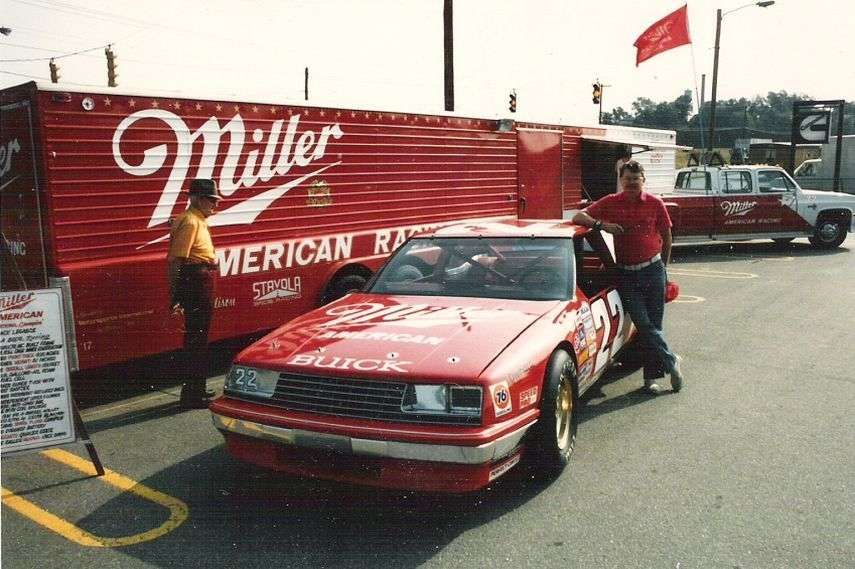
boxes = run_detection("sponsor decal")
[519,386,538,409]
[491,381,512,417]
[307,179,333,207]
[112,110,344,246]
[488,453,521,481]
[0,137,21,181]
[720,200,757,218]
[287,354,412,373]
[252,276,302,306]
[572,322,587,352]
[0,292,36,313]
[317,330,443,345]
[579,360,594,379]
[322,302,510,329]
[214,297,236,309]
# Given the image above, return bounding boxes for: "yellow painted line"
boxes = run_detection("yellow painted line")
[668,268,757,279]
[672,295,705,304]
[1,448,188,547]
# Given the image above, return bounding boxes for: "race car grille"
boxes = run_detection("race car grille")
[269,373,481,425]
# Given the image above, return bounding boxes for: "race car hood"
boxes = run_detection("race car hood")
[236,293,561,381]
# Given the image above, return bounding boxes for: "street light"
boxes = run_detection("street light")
[707,1,775,152]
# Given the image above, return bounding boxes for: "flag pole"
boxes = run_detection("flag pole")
[689,41,706,152]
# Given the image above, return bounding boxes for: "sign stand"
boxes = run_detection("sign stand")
[71,401,105,476]
[1,288,104,476]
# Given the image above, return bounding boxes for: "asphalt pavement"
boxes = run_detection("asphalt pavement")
[2,235,854,568]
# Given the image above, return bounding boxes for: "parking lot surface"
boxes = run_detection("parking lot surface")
[3,236,854,568]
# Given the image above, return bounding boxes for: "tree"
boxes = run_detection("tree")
[604,90,854,147]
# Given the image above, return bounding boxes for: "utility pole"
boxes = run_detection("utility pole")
[443,0,454,111]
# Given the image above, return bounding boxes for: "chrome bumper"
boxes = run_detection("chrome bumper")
[212,412,534,465]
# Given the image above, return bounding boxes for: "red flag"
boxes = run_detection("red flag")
[634,4,691,66]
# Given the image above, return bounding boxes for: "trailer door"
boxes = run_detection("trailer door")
[1,99,48,291]
[517,129,562,219]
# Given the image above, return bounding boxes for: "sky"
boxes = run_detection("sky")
[1,0,853,127]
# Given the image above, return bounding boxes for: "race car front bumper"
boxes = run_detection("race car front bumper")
[211,412,533,465]
[210,409,536,492]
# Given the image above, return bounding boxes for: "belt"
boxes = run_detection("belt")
[184,261,218,270]
[618,253,661,271]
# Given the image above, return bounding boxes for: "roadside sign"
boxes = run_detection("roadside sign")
[794,110,831,144]
[1,289,76,453]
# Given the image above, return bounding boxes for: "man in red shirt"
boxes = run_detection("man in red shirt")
[572,160,683,394]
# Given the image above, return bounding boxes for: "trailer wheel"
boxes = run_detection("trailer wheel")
[527,350,578,476]
[322,273,369,305]
[809,219,847,249]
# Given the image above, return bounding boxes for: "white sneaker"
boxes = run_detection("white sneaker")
[670,355,684,392]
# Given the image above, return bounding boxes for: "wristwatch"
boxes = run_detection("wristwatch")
[593,220,603,230]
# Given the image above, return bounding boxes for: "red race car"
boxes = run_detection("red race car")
[210,220,678,492]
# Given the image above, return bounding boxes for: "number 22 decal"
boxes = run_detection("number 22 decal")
[589,289,628,375]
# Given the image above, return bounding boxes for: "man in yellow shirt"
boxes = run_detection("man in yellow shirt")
[168,179,221,410]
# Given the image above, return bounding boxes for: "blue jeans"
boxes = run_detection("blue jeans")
[617,260,677,381]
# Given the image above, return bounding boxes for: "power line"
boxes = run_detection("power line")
[0,41,108,63]
[0,69,50,80]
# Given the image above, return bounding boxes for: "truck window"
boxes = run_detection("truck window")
[722,171,752,194]
[758,170,795,193]
[676,171,710,191]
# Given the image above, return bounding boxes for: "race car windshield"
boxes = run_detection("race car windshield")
[369,237,575,301]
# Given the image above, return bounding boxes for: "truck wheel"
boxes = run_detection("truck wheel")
[527,350,578,474]
[809,219,847,249]
[322,273,368,304]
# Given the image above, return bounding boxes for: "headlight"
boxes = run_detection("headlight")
[225,365,278,398]
[402,384,482,417]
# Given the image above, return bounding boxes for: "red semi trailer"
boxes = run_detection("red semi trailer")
[1,82,605,372]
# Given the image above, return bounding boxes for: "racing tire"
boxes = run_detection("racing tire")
[322,273,368,305]
[527,350,578,475]
[808,219,847,249]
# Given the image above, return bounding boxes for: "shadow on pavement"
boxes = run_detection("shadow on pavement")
[671,239,848,265]
[71,445,556,569]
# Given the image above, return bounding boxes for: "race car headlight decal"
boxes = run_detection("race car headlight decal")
[402,385,482,417]
[225,366,278,398]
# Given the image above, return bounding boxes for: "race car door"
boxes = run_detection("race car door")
[517,129,562,219]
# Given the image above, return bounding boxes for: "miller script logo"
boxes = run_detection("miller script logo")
[720,200,757,218]
[111,110,345,247]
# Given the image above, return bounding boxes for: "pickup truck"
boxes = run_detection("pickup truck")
[666,165,855,248]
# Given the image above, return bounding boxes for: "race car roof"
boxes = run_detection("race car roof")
[421,219,587,239]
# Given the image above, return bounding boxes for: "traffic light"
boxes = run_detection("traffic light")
[49,58,60,83]
[592,83,602,104]
[105,46,118,87]
[508,90,517,113]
